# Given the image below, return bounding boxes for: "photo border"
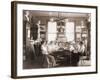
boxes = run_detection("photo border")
[11,1,98,78]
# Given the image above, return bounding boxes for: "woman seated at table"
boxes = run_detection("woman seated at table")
[69,42,80,66]
[77,41,86,64]
[41,41,57,68]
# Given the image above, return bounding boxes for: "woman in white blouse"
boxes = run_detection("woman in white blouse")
[41,41,56,68]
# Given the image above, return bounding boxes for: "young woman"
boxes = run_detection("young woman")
[41,41,56,68]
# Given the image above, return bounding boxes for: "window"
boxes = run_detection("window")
[47,21,57,42]
[65,22,75,42]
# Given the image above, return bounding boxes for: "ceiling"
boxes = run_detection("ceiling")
[28,10,90,18]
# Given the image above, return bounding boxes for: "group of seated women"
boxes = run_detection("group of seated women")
[25,38,86,68]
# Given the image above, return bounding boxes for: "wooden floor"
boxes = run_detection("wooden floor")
[23,56,91,69]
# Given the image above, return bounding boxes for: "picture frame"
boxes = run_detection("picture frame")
[11,1,98,78]
[76,26,82,32]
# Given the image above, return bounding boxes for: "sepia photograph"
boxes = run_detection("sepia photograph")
[23,10,91,69]
[11,1,97,78]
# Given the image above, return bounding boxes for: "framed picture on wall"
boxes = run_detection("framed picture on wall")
[76,26,82,32]
[76,33,81,39]
[11,1,98,78]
